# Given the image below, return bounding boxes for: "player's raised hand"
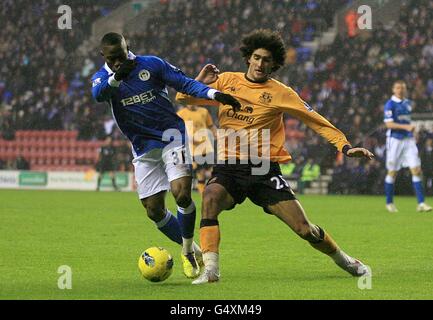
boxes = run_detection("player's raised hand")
[214,92,242,112]
[195,64,220,85]
[345,147,375,160]
[114,59,137,81]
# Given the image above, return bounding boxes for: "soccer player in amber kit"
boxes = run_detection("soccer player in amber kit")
[177,29,374,284]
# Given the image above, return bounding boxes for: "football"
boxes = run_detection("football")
[138,247,174,282]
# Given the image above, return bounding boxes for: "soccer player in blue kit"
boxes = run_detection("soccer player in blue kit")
[91,32,241,278]
[384,80,432,213]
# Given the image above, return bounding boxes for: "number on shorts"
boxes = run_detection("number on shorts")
[271,175,289,190]
[172,148,186,165]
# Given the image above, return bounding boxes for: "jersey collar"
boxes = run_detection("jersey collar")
[391,95,404,103]
[103,51,136,74]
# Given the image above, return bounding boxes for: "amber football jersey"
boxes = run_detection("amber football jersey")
[177,106,214,157]
[176,72,350,163]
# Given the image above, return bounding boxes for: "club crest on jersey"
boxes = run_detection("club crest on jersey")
[259,92,273,104]
[138,69,150,81]
[92,78,101,87]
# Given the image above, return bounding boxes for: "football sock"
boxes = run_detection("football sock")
[203,252,219,272]
[177,201,196,254]
[330,249,356,266]
[412,176,425,204]
[199,219,220,255]
[309,225,339,255]
[156,209,182,245]
[385,175,395,204]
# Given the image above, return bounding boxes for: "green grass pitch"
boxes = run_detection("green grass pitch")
[1,189,433,300]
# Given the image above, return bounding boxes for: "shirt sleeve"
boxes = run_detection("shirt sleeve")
[91,70,120,103]
[152,57,217,100]
[175,74,224,107]
[384,101,394,123]
[278,86,351,152]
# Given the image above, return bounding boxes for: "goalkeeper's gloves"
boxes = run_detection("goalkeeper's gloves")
[214,92,241,112]
[114,60,137,81]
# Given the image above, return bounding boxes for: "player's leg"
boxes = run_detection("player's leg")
[385,137,403,212]
[140,190,183,244]
[170,175,203,278]
[164,146,202,278]
[266,199,369,277]
[385,170,398,212]
[406,140,432,211]
[134,157,183,245]
[109,171,119,191]
[410,167,432,212]
[96,170,104,191]
[192,182,236,284]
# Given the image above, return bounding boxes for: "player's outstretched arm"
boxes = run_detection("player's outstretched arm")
[168,61,240,111]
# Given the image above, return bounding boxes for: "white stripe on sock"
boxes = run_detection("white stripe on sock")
[155,210,173,228]
[177,201,196,215]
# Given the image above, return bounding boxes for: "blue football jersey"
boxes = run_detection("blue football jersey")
[91,52,216,158]
[383,96,413,139]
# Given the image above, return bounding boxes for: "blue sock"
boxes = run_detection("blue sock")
[385,182,394,204]
[156,210,182,244]
[412,178,425,204]
[177,201,196,239]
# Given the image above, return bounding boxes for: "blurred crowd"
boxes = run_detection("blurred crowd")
[0,0,432,195]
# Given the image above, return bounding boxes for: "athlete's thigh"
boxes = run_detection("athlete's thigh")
[140,190,166,211]
[404,139,421,169]
[163,145,193,184]
[170,175,192,198]
[206,164,249,210]
[266,199,311,231]
[386,137,405,171]
[133,157,169,200]
[201,182,236,219]
[247,163,297,214]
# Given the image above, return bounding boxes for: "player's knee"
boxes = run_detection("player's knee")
[141,200,165,222]
[173,192,191,208]
[295,223,322,243]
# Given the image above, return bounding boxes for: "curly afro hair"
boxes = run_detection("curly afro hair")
[240,29,286,73]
